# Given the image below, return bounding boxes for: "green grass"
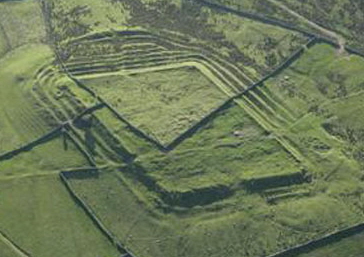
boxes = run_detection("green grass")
[204,5,307,77]
[0,134,90,178]
[53,0,309,79]
[80,66,228,145]
[0,238,20,257]
[274,195,362,234]
[206,0,364,51]
[279,0,364,51]
[64,42,364,257]
[1,0,364,256]
[0,25,9,58]
[93,107,156,156]
[0,175,119,257]
[298,231,364,257]
[66,169,280,257]
[137,101,300,191]
[66,167,364,257]
[264,43,364,118]
[46,0,131,42]
[0,44,55,154]
[261,43,364,170]
[0,0,46,50]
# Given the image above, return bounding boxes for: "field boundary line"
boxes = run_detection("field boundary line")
[62,125,97,166]
[59,171,135,257]
[0,126,63,162]
[0,166,103,182]
[0,101,104,164]
[0,230,31,257]
[266,222,364,257]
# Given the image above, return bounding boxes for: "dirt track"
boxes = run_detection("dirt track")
[268,0,346,53]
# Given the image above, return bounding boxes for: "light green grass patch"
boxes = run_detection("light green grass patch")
[0,0,46,50]
[0,175,119,257]
[138,102,301,191]
[0,135,89,178]
[0,44,55,154]
[0,237,20,257]
[273,195,363,234]
[80,66,228,145]
[93,107,156,155]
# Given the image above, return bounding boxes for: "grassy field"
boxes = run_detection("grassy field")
[80,67,228,145]
[1,0,364,256]
[137,101,301,192]
[278,0,364,51]
[0,237,20,257]
[0,134,90,178]
[0,44,56,154]
[93,107,156,156]
[0,175,119,257]
[298,230,364,257]
[0,0,46,52]
[208,0,364,53]
[65,167,364,257]
[48,0,309,79]
[203,5,307,76]
[44,0,130,43]
[262,43,364,172]
[0,24,9,59]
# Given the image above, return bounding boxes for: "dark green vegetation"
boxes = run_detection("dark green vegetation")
[1,0,364,256]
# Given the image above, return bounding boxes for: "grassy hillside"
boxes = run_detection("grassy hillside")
[1,0,364,256]
[0,44,56,154]
[0,0,46,54]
